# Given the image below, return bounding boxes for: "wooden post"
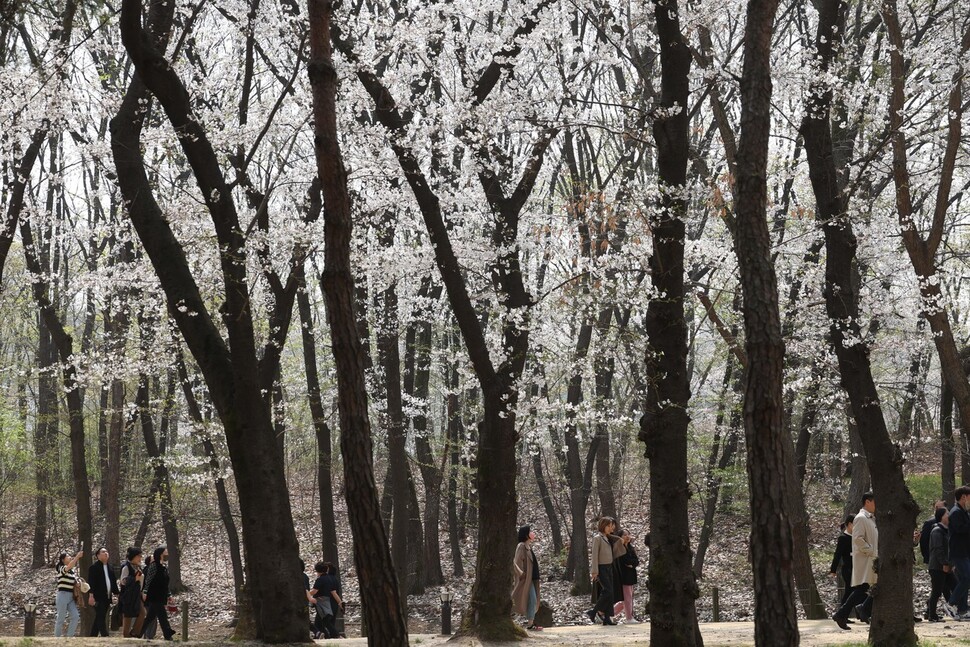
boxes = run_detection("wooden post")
[181,600,189,641]
[712,586,720,622]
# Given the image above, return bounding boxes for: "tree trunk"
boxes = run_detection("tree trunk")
[732,0,799,642]
[942,374,956,506]
[307,1,408,641]
[445,329,465,578]
[32,314,57,568]
[377,277,411,606]
[297,273,339,570]
[403,282,444,585]
[802,3,919,641]
[640,5,702,642]
[115,1,310,638]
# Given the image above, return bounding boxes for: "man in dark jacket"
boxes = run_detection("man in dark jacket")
[928,507,953,621]
[947,487,970,618]
[140,545,175,640]
[87,547,120,636]
[920,499,947,563]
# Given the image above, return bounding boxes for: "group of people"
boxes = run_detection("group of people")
[53,544,175,640]
[512,517,642,631]
[304,560,344,639]
[829,487,970,629]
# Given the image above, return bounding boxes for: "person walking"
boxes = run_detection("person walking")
[587,516,625,626]
[119,547,146,637]
[512,524,543,631]
[87,547,120,636]
[829,514,855,611]
[832,493,877,629]
[946,486,970,619]
[54,549,84,637]
[612,530,640,623]
[919,500,947,564]
[140,545,175,640]
[927,507,953,621]
[309,562,343,639]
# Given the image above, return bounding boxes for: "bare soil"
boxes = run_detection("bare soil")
[1,619,968,646]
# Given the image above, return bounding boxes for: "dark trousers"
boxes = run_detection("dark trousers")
[314,611,337,638]
[838,571,854,606]
[90,597,110,636]
[142,600,174,640]
[594,564,615,617]
[835,582,871,619]
[929,569,956,618]
[949,557,970,613]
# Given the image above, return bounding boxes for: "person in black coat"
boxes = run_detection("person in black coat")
[927,507,954,621]
[140,545,175,640]
[829,515,855,610]
[87,547,120,636]
[612,530,641,623]
[919,500,947,564]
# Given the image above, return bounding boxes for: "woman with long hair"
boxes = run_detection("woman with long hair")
[511,524,542,631]
[613,529,640,623]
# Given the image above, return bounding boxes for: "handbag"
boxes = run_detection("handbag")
[74,576,90,608]
[110,603,123,630]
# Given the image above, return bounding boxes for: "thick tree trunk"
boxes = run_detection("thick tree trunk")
[307,1,408,641]
[640,5,702,642]
[732,0,799,643]
[802,3,919,641]
[105,377,124,567]
[115,1,309,639]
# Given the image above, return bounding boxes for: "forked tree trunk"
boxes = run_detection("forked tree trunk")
[641,3,702,642]
[732,0,799,643]
[307,0,408,642]
[115,0,309,639]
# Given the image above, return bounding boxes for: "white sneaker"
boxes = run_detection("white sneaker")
[959,611,970,621]
[943,601,958,618]
[626,618,641,624]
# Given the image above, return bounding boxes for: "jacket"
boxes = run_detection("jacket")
[929,523,950,571]
[511,542,538,616]
[589,533,626,577]
[829,532,852,581]
[949,503,970,560]
[87,560,120,602]
[118,561,144,618]
[142,561,170,603]
[851,508,878,587]
[616,543,640,586]
[920,517,938,563]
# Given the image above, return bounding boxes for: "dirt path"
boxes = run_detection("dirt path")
[3,620,967,645]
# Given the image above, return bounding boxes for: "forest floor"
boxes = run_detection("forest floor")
[1,620,970,646]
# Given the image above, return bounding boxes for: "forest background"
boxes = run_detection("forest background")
[1,0,968,644]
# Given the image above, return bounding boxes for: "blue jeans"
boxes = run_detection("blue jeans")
[949,557,970,613]
[54,590,79,637]
[526,583,537,621]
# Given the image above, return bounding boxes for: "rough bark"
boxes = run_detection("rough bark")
[801,2,919,641]
[732,0,799,643]
[307,1,408,642]
[638,2,702,644]
[942,374,955,506]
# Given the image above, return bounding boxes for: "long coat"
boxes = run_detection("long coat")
[851,509,878,587]
[511,542,538,616]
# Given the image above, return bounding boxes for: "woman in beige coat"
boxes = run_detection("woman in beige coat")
[587,516,626,625]
[511,525,542,630]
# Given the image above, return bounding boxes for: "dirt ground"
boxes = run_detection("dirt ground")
[1,620,969,646]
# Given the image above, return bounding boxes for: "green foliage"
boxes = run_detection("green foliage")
[907,473,945,516]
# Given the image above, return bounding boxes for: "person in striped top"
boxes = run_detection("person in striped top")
[54,549,83,637]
